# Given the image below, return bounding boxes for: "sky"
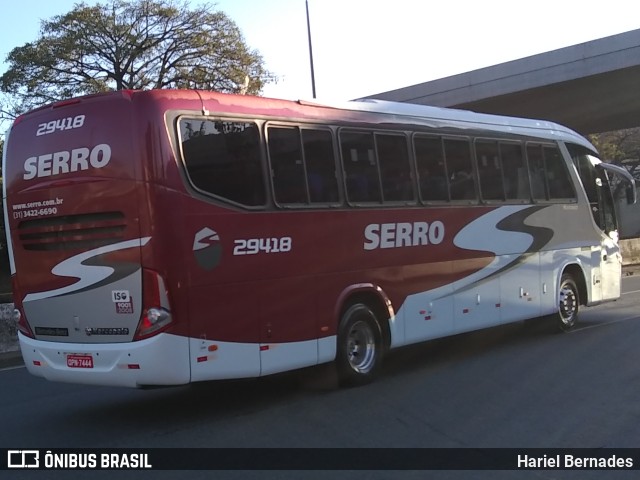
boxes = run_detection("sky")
[0,0,639,104]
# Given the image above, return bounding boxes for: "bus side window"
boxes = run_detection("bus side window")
[501,142,530,201]
[527,144,548,201]
[268,126,307,205]
[302,129,340,204]
[340,131,381,203]
[544,146,576,200]
[476,139,504,201]
[526,143,576,202]
[376,133,414,203]
[444,138,477,201]
[414,135,449,202]
[180,119,266,207]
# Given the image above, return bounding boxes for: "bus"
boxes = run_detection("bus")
[2,89,635,388]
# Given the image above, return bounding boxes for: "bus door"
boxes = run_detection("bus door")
[594,162,636,300]
[593,167,620,300]
[571,145,636,302]
[579,157,620,302]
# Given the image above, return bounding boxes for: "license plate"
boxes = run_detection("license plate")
[66,354,94,369]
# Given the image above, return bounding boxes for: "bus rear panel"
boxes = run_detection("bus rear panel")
[4,91,189,387]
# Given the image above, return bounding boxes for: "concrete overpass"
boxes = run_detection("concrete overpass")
[366,29,640,135]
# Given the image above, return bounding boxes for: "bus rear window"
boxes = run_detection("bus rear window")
[179,118,266,206]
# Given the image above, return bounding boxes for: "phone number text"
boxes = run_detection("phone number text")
[13,207,58,219]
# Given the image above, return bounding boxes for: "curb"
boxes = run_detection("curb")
[0,350,23,369]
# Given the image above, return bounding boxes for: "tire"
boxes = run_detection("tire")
[555,273,579,332]
[336,303,383,387]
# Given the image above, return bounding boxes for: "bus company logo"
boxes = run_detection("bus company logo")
[363,221,445,250]
[193,227,222,270]
[23,143,112,180]
[8,450,40,468]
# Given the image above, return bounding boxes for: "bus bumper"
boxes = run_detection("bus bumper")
[18,332,191,388]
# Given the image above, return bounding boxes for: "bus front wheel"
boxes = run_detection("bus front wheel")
[555,274,579,332]
[336,303,383,387]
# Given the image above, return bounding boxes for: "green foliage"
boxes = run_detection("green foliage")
[590,128,640,188]
[0,0,274,117]
[590,128,640,164]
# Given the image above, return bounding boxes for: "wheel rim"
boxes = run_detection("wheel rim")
[559,282,578,326]
[346,319,377,374]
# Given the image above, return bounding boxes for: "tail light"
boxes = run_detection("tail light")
[14,305,34,338]
[134,269,173,340]
[11,276,34,338]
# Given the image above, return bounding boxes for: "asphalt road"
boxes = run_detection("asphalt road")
[2,275,640,480]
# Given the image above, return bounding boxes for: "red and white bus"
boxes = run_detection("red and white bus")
[2,89,635,388]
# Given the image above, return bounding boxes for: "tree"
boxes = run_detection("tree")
[590,128,640,180]
[0,0,274,118]
[590,128,640,164]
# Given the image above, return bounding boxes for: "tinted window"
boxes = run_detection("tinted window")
[476,140,504,201]
[302,129,339,203]
[376,134,414,202]
[180,119,265,206]
[569,144,610,230]
[501,142,530,201]
[527,144,548,201]
[544,146,575,199]
[414,135,448,202]
[268,127,306,204]
[340,131,380,203]
[526,144,576,201]
[445,138,476,201]
[475,140,529,202]
[267,126,340,205]
[569,144,598,204]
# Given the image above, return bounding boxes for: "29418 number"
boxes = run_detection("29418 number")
[36,115,85,136]
[233,237,292,256]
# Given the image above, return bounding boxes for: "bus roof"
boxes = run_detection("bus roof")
[298,97,596,152]
[12,88,597,153]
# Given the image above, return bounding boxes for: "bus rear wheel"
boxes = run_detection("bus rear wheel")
[336,303,383,387]
[555,274,579,332]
